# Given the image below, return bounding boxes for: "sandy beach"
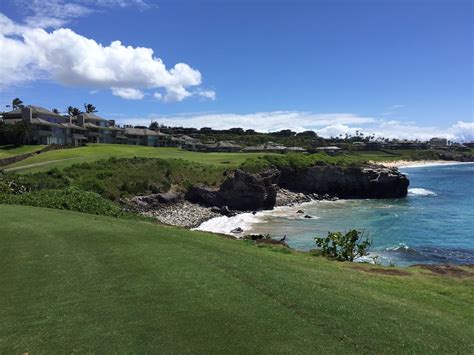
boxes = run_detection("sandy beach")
[373,160,469,168]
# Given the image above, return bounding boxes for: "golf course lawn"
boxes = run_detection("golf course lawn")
[1,204,472,353]
[0,145,45,160]
[3,144,266,173]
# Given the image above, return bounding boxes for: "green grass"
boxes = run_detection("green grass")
[0,145,45,159]
[4,157,230,201]
[1,204,472,353]
[3,144,265,173]
[4,144,471,174]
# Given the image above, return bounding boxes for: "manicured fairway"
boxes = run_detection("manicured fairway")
[3,144,266,173]
[1,205,472,353]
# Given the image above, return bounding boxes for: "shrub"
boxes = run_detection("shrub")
[0,187,122,217]
[314,230,371,261]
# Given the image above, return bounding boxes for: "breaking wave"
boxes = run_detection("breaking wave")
[195,201,322,236]
[408,188,437,196]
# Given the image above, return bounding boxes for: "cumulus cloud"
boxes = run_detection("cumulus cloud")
[114,111,473,142]
[0,14,214,101]
[449,121,474,142]
[111,87,144,100]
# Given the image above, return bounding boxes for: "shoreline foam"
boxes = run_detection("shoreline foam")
[374,160,474,169]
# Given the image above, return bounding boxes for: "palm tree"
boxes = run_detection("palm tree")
[12,98,24,110]
[83,103,97,113]
[67,106,82,117]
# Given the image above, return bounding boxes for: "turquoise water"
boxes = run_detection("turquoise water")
[245,163,474,266]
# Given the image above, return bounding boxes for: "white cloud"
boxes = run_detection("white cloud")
[0,14,213,102]
[17,0,151,28]
[195,89,216,101]
[111,87,144,100]
[120,111,376,132]
[115,111,473,142]
[162,86,193,103]
[448,121,474,142]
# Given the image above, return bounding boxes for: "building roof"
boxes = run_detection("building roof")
[124,127,164,136]
[4,105,65,119]
[74,112,108,121]
[200,141,241,149]
[83,122,103,130]
[216,141,240,148]
[317,146,341,150]
[61,122,86,131]
[242,143,288,151]
[173,134,198,142]
[30,118,66,129]
[286,146,307,151]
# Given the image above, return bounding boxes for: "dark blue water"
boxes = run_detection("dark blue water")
[246,163,474,266]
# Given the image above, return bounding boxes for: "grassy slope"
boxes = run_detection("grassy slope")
[0,145,45,159]
[3,144,463,174]
[3,144,265,173]
[1,205,472,353]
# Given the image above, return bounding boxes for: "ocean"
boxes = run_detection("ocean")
[197,162,474,266]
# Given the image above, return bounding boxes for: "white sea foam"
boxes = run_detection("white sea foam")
[195,200,328,236]
[408,188,437,196]
[385,242,411,251]
[194,212,261,236]
[400,161,474,169]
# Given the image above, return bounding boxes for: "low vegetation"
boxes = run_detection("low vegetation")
[314,230,372,261]
[1,204,473,353]
[0,187,122,217]
[1,157,227,201]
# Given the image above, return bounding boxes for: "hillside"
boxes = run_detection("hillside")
[3,144,472,174]
[2,144,266,174]
[1,204,473,353]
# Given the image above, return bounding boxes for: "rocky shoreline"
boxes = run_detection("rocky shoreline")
[124,188,320,229]
[124,163,409,229]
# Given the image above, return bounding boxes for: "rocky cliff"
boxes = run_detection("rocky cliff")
[278,165,409,199]
[185,164,409,211]
[186,169,280,210]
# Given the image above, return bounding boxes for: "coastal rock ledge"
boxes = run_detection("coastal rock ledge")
[186,164,409,212]
[278,165,409,199]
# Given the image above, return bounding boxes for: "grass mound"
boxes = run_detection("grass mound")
[0,187,122,217]
[1,204,472,353]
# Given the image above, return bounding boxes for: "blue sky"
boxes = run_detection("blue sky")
[0,0,472,140]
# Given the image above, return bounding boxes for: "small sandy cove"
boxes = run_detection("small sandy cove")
[372,160,463,168]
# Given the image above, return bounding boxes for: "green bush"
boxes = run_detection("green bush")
[0,187,122,217]
[314,230,371,261]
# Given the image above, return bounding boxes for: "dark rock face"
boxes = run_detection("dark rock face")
[186,164,409,211]
[278,165,409,199]
[186,169,280,211]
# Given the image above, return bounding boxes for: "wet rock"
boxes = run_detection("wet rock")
[304,214,312,219]
[220,205,232,216]
[296,210,304,214]
[210,206,221,213]
[243,234,270,241]
[231,227,243,234]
